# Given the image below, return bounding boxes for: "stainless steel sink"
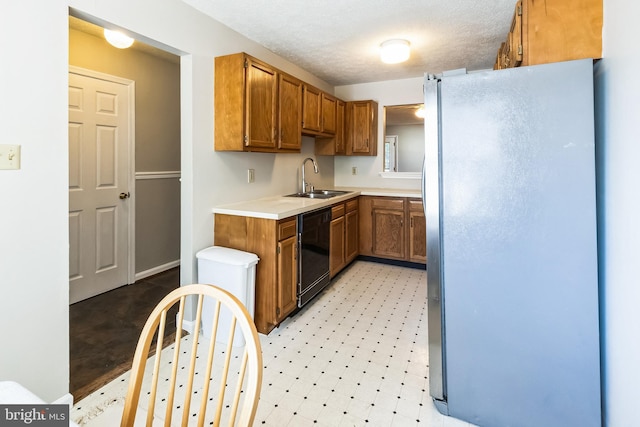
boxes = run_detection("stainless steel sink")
[286,190,351,199]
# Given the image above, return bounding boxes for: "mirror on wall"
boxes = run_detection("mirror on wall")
[383,104,425,173]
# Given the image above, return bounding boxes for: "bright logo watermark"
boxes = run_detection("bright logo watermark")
[0,405,67,426]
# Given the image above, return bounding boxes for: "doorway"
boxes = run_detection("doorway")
[68,15,181,399]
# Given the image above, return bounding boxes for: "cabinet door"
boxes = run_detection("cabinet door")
[335,100,346,154]
[372,207,405,259]
[302,85,322,132]
[278,73,303,151]
[522,0,602,66]
[329,216,345,278]
[277,235,298,321]
[508,1,523,67]
[408,200,426,263]
[246,59,277,149]
[321,93,337,134]
[313,99,346,156]
[347,100,378,156]
[345,209,359,263]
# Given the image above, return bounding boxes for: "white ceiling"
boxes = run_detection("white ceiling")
[183,0,516,86]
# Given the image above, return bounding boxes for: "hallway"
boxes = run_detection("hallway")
[69,268,179,401]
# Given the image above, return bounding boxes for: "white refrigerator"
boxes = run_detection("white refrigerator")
[424,59,601,427]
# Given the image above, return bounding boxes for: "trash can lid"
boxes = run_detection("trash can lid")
[196,246,259,267]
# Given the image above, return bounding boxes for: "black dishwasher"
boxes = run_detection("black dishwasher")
[298,207,331,307]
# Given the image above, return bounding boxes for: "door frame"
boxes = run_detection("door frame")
[69,65,136,286]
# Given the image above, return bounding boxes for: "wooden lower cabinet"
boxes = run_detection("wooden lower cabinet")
[408,199,427,263]
[277,234,298,319]
[214,214,298,334]
[345,200,359,264]
[329,210,345,277]
[329,198,359,278]
[359,196,426,264]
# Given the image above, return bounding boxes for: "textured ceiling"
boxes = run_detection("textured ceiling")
[183,0,516,86]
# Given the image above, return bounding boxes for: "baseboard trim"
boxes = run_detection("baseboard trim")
[357,255,426,270]
[181,318,197,335]
[135,260,180,282]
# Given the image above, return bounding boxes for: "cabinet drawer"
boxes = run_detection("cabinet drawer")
[278,218,297,240]
[408,199,424,212]
[331,203,345,219]
[371,197,404,210]
[345,198,358,213]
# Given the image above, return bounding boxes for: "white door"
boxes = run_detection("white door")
[68,68,135,303]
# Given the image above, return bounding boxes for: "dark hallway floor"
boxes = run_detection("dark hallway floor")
[69,267,179,402]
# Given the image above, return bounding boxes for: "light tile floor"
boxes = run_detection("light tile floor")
[72,261,474,427]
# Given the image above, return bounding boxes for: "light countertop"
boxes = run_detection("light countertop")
[212,187,421,220]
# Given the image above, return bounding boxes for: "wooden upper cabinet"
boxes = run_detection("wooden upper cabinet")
[495,0,602,69]
[278,73,303,151]
[303,84,338,137]
[321,93,337,134]
[505,1,523,68]
[314,99,346,156]
[347,100,378,156]
[302,84,322,133]
[335,100,346,154]
[246,58,278,150]
[214,52,301,152]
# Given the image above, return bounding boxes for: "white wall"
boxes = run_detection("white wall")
[334,77,424,189]
[0,0,69,403]
[595,0,640,425]
[0,0,335,401]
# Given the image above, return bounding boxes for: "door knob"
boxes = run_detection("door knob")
[119,192,130,199]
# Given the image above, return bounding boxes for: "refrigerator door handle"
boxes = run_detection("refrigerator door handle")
[424,75,447,407]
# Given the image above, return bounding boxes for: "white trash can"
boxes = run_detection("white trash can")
[196,246,259,347]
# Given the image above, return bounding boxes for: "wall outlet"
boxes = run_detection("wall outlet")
[352,166,357,175]
[247,168,255,183]
[0,144,21,170]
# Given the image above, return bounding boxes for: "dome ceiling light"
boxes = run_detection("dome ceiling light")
[380,39,410,64]
[104,28,134,49]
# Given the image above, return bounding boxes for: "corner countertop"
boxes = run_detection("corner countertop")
[212,187,422,220]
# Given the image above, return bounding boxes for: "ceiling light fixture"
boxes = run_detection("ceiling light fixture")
[380,39,410,64]
[104,28,134,49]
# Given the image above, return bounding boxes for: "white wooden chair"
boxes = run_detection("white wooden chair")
[120,284,262,427]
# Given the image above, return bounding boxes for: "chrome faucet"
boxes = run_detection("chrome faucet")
[301,157,319,193]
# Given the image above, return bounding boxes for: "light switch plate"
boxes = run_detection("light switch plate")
[247,168,255,183]
[0,144,21,170]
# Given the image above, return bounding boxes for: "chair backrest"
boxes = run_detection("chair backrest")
[120,284,263,427]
